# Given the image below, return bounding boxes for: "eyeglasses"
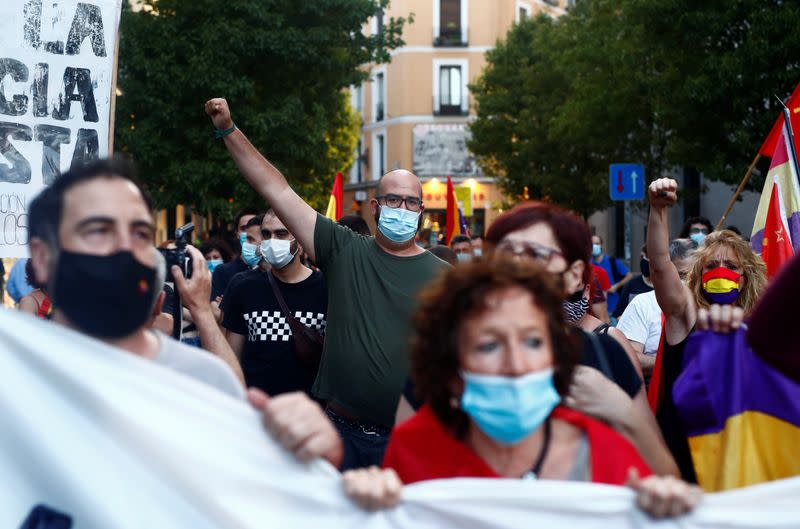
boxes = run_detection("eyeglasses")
[376,194,423,212]
[496,241,563,263]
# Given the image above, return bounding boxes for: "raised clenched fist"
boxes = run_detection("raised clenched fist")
[648,178,678,209]
[204,98,233,131]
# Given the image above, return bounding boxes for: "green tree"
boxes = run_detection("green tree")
[469,1,800,217]
[116,0,409,217]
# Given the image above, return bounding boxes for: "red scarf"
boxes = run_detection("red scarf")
[384,404,651,485]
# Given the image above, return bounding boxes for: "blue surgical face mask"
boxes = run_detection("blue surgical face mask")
[592,244,602,258]
[457,253,472,263]
[241,242,261,267]
[473,248,483,257]
[377,205,420,243]
[239,232,247,247]
[460,368,561,445]
[207,259,223,273]
[690,232,707,246]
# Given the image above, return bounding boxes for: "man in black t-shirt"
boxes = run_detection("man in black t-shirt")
[221,211,327,395]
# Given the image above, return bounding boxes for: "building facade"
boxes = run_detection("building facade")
[346,0,573,242]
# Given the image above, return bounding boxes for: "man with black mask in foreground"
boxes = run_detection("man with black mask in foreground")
[27,158,244,399]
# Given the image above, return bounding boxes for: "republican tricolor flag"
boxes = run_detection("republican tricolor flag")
[325,172,343,221]
[751,103,800,270]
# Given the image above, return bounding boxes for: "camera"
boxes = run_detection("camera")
[158,222,194,283]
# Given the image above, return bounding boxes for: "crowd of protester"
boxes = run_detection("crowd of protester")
[3,96,798,520]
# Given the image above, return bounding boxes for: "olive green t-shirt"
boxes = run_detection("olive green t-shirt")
[312,214,448,427]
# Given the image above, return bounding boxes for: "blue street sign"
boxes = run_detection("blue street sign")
[609,164,645,201]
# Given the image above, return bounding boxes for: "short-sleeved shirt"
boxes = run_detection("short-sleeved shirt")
[154,332,245,399]
[211,258,250,300]
[612,275,653,318]
[593,254,629,313]
[221,268,327,396]
[313,214,449,427]
[616,290,662,355]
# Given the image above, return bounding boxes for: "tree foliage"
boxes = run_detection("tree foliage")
[469,0,800,217]
[116,0,409,217]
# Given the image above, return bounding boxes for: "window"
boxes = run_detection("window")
[377,134,385,176]
[372,132,386,181]
[439,66,462,113]
[517,2,532,21]
[440,0,460,39]
[351,85,362,114]
[433,59,468,116]
[434,0,467,46]
[350,138,364,184]
[375,72,385,121]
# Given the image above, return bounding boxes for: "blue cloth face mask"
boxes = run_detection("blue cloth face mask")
[460,368,561,445]
[377,206,420,243]
[241,242,261,267]
[690,232,707,246]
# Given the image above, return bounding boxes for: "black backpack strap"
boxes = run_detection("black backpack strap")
[592,323,611,335]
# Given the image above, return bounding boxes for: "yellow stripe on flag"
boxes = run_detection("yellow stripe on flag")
[325,195,338,221]
[689,411,800,492]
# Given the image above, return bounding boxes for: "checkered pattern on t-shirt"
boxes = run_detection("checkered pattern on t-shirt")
[243,310,326,342]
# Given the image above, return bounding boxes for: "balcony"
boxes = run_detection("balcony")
[433,95,469,116]
[433,26,468,47]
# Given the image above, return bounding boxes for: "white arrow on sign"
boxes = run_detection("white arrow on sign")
[630,172,638,194]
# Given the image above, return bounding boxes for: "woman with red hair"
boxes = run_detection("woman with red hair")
[477,201,678,477]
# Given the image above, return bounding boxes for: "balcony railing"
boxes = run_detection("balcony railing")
[434,26,468,47]
[433,95,469,116]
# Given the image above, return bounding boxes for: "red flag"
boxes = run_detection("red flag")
[761,177,795,278]
[759,82,800,157]
[325,172,343,220]
[445,176,460,245]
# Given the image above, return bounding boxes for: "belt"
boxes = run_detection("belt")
[325,403,391,436]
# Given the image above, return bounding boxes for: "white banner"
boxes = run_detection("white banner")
[0,0,122,257]
[0,307,798,529]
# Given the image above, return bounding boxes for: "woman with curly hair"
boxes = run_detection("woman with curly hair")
[646,178,767,483]
[341,256,701,516]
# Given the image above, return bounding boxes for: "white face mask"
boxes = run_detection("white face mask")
[260,239,297,269]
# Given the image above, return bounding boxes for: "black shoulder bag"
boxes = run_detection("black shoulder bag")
[265,272,324,370]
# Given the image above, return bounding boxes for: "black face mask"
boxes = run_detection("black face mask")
[52,249,159,339]
[640,257,651,278]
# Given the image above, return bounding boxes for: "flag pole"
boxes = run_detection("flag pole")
[715,153,761,231]
[779,100,800,183]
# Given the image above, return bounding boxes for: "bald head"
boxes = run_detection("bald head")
[377,170,423,199]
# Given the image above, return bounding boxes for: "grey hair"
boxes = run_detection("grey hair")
[669,238,697,263]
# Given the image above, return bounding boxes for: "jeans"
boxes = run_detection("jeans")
[325,408,390,471]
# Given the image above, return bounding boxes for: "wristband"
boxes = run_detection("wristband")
[214,123,236,139]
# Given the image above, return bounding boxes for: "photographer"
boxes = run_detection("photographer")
[27,158,244,398]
